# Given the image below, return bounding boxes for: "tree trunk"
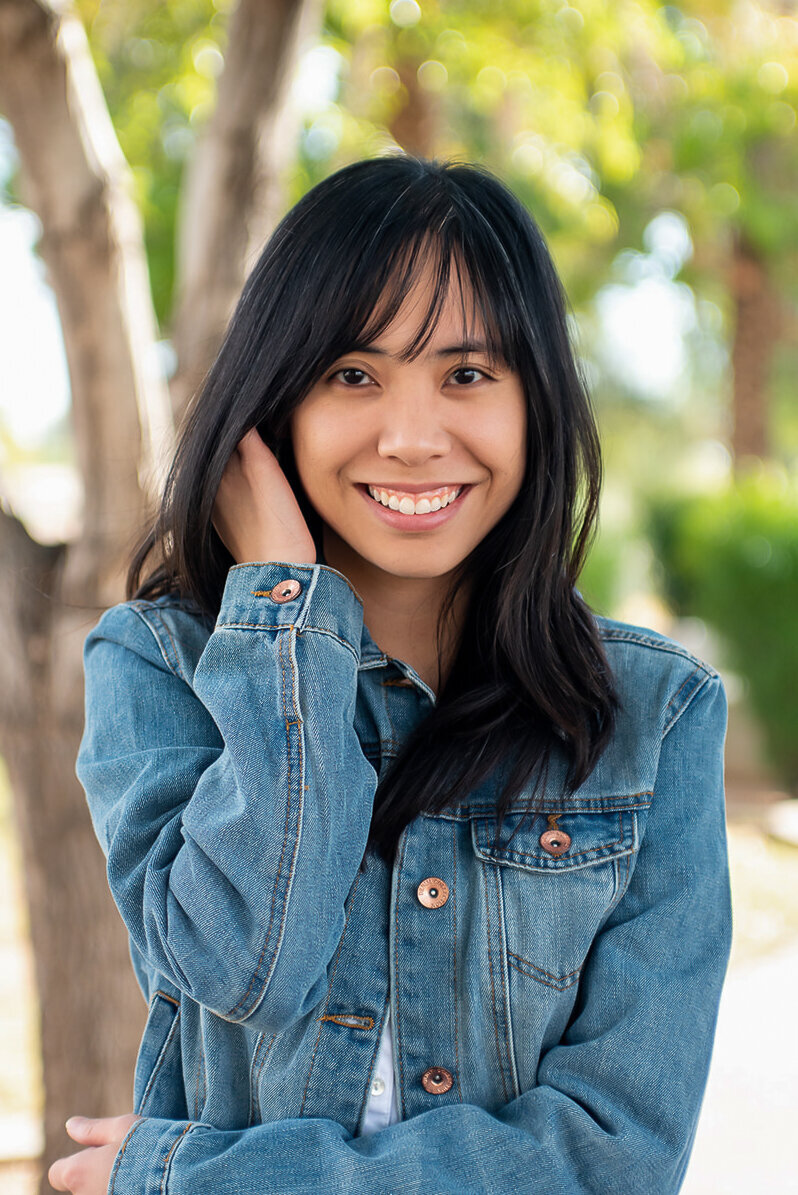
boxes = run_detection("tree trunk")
[729,230,782,465]
[169,0,323,415]
[388,56,439,158]
[0,511,147,1189]
[0,0,172,1186]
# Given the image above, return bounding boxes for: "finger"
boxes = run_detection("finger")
[238,427,264,451]
[237,427,275,468]
[66,1113,139,1146]
[48,1152,77,1191]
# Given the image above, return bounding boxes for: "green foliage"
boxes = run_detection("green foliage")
[55,0,798,350]
[578,529,624,617]
[647,471,798,789]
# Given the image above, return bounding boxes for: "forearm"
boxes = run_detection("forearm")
[79,562,378,1030]
[107,1088,684,1195]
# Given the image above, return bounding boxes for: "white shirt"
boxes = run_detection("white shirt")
[360,1007,400,1134]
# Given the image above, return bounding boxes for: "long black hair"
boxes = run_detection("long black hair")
[129,155,618,863]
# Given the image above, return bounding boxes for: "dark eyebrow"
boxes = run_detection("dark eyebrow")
[344,340,493,359]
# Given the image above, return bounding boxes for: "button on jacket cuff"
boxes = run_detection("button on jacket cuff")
[218,562,365,657]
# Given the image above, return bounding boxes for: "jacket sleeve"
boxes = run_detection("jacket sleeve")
[105,672,733,1194]
[78,562,378,1034]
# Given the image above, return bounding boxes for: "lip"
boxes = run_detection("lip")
[356,483,473,531]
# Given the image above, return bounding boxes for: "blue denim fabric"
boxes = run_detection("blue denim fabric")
[77,562,732,1194]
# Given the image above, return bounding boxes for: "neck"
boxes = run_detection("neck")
[322,528,468,694]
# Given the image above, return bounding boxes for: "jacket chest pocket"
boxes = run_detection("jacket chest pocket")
[471,805,644,992]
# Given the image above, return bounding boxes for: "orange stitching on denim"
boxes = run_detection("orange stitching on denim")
[507,955,582,990]
[160,1123,193,1195]
[481,861,510,1105]
[427,797,653,822]
[380,677,414,687]
[226,631,296,1020]
[317,1013,375,1030]
[108,1116,145,1195]
[229,561,361,602]
[299,868,363,1115]
[451,819,463,1101]
[153,989,179,1006]
[479,811,629,863]
[599,627,718,674]
[392,830,411,1118]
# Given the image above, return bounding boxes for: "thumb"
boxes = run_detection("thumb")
[66,1113,139,1145]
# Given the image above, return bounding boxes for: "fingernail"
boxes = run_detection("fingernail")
[66,1116,84,1130]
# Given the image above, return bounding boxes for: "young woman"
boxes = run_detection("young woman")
[51,156,732,1195]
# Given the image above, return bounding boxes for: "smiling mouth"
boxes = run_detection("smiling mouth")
[364,484,464,515]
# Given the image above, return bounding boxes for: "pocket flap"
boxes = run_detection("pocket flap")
[471,806,642,874]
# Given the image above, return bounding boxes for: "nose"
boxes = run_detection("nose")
[375,387,452,467]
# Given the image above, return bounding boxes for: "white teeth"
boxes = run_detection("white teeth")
[366,485,463,514]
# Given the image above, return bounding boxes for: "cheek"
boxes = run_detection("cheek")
[471,405,526,485]
[290,404,357,497]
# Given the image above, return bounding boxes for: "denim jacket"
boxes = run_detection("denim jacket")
[77,561,732,1195]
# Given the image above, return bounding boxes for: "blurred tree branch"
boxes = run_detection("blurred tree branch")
[170,0,323,414]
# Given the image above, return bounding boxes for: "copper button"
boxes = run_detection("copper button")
[269,579,302,604]
[417,877,449,908]
[539,829,571,856]
[421,1067,453,1094]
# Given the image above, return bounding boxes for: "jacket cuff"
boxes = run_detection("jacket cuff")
[216,562,365,655]
[109,1116,195,1195]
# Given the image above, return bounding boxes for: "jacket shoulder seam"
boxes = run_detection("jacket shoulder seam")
[662,667,719,739]
[127,601,189,682]
[600,626,717,671]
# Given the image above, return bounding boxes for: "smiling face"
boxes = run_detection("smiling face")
[290,266,527,588]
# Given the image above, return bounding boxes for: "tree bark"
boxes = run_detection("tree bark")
[169,0,323,415]
[0,0,173,1186]
[729,230,782,465]
[388,56,439,158]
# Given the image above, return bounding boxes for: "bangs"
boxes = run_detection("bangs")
[348,236,512,371]
[299,173,525,384]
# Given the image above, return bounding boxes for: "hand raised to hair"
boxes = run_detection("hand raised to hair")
[212,428,317,566]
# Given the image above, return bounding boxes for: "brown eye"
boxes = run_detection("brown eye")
[333,368,371,386]
[449,367,487,385]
